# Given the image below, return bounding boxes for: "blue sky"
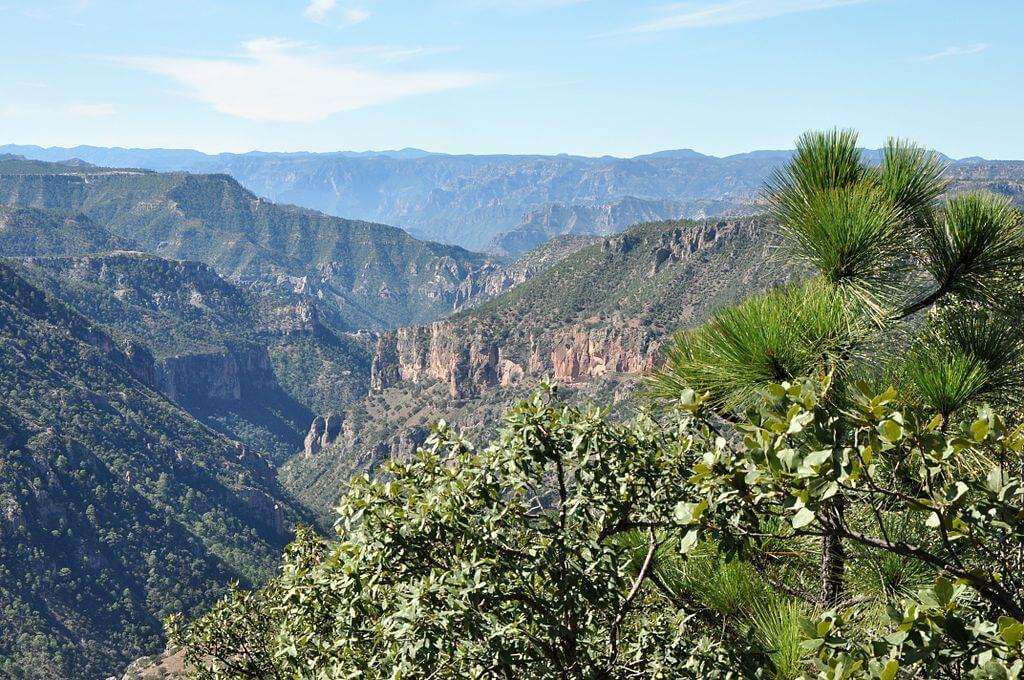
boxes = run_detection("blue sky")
[1,0,1021,157]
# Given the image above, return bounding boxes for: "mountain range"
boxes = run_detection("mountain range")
[0,150,1022,678]
[7,144,1020,256]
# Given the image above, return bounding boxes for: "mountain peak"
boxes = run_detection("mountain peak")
[634,148,709,160]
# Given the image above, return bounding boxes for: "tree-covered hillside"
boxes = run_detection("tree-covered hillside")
[0,262,309,679]
[280,216,791,514]
[15,254,373,461]
[0,158,496,330]
[0,204,132,256]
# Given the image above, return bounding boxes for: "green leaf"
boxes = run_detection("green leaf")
[803,448,833,468]
[934,577,954,606]
[998,616,1024,647]
[792,507,816,529]
[678,529,700,554]
[971,418,990,442]
[878,419,903,443]
[674,500,707,525]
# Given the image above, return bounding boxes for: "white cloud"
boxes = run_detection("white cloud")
[305,0,337,20]
[67,102,118,116]
[617,0,872,34]
[118,39,489,123]
[305,0,370,26]
[0,101,116,117]
[917,43,990,61]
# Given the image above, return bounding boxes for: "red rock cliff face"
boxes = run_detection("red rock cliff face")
[545,324,656,383]
[370,320,657,398]
[369,218,767,399]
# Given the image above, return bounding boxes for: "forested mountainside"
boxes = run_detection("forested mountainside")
[486,195,761,258]
[0,157,496,330]
[0,261,308,679]
[12,253,374,461]
[0,204,132,256]
[0,168,588,679]
[0,146,791,250]
[4,146,1022,255]
[279,216,793,515]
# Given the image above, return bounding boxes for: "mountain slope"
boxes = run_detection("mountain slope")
[0,147,787,250]
[0,204,131,256]
[280,216,791,514]
[9,250,374,462]
[0,158,496,330]
[0,261,307,679]
[486,195,760,259]
[6,146,1020,255]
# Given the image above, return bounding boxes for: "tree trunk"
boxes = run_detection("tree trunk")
[819,495,846,608]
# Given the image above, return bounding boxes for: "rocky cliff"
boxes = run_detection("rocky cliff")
[369,218,770,398]
[281,216,786,515]
[154,344,278,404]
[369,320,656,398]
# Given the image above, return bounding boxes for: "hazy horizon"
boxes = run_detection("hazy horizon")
[2,141,1019,163]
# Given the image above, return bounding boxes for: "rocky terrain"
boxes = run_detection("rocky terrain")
[279,216,792,515]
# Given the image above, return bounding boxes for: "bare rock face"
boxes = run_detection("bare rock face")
[237,488,286,537]
[369,320,656,399]
[303,413,344,458]
[452,263,531,310]
[235,441,276,486]
[154,344,277,404]
[548,325,656,383]
[365,219,765,401]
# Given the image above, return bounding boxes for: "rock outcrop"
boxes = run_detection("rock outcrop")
[303,413,344,458]
[367,221,757,398]
[369,319,656,398]
[154,344,278,404]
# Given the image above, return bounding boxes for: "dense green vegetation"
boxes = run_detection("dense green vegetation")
[0,262,310,679]
[7,250,374,462]
[177,131,1024,678]
[0,158,495,330]
[0,204,131,256]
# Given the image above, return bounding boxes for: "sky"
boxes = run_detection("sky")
[1,0,1022,158]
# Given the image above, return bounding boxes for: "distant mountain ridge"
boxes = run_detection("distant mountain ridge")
[0,157,497,330]
[486,195,762,259]
[1,143,1011,253]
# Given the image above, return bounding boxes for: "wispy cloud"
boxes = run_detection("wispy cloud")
[116,39,490,123]
[615,0,871,34]
[453,0,589,13]
[305,0,370,26]
[67,102,117,116]
[0,101,116,117]
[917,43,990,61]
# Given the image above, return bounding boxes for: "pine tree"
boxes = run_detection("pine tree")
[649,129,1024,608]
